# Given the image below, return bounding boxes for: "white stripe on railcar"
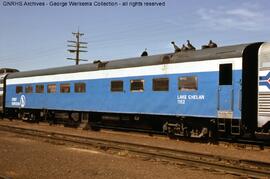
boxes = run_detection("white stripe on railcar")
[7,58,242,85]
[259,86,270,92]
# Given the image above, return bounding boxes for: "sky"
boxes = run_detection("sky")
[0,0,270,71]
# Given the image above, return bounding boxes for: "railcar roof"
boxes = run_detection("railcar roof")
[0,68,19,74]
[7,43,257,79]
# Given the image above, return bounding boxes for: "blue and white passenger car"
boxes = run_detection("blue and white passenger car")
[3,42,270,137]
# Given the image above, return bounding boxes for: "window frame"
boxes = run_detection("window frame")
[219,63,232,85]
[47,84,57,93]
[36,84,44,93]
[60,83,70,93]
[152,78,169,91]
[25,85,33,94]
[178,76,198,91]
[16,86,23,94]
[130,79,144,92]
[111,80,124,92]
[74,82,86,93]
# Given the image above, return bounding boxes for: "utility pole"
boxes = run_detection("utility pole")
[67,30,88,65]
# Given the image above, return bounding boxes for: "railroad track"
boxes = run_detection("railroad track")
[2,119,270,148]
[0,124,270,178]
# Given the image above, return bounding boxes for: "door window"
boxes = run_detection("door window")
[219,64,232,85]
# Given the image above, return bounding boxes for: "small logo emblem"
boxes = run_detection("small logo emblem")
[20,95,26,108]
[259,72,270,89]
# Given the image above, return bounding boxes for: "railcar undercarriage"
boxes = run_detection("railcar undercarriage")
[5,108,270,140]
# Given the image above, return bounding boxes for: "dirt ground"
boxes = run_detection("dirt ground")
[0,131,238,179]
[0,119,268,178]
[0,120,269,162]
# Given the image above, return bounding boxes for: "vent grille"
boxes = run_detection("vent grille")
[258,92,270,116]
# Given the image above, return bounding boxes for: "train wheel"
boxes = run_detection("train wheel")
[29,113,36,122]
[17,112,24,120]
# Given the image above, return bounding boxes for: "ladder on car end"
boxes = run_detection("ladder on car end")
[231,119,241,135]
[217,118,241,135]
[217,118,226,132]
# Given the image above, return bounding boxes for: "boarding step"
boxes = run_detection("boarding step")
[217,118,225,132]
[231,119,241,135]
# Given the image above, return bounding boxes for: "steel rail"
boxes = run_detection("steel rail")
[0,124,269,178]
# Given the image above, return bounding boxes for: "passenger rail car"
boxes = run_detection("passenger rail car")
[2,42,270,138]
[0,68,19,118]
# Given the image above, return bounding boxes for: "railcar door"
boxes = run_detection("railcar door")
[218,63,233,118]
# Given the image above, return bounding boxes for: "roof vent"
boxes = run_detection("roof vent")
[162,55,171,64]
[93,60,108,69]
[202,40,218,49]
